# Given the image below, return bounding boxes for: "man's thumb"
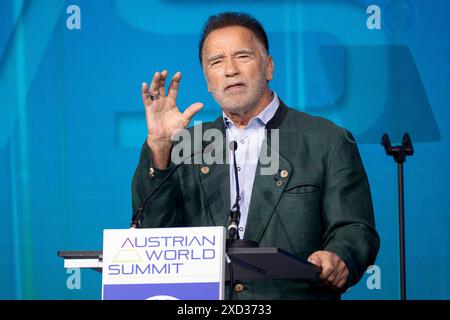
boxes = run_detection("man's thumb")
[183,102,204,122]
[308,253,322,267]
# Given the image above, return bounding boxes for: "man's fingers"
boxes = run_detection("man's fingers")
[149,71,161,96]
[333,264,350,287]
[326,268,339,283]
[319,263,334,280]
[159,70,168,96]
[144,70,182,102]
[168,71,182,100]
[142,82,149,102]
[308,254,329,280]
[332,275,343,287]
[336,275,349,289]
[143,70,169,104]
[308,251,350,288]
[333,271,349,288]
[182,102,204,123]
[308,252,334,280]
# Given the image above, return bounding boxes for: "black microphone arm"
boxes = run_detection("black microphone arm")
[130,143,209,228]
[226,140,258,248]
[228,140,241,240]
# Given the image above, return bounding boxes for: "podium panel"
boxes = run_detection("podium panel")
[101,227,226,300]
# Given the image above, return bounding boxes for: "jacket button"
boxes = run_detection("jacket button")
[201,166,210,174]
[275,180,283,187]
[148,167,155,178]
[280,169,289,178]
[234,283,245,293]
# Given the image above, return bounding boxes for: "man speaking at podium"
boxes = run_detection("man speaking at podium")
[132,12,380,299]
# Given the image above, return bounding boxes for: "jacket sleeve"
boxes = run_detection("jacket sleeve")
[131,141,181,228]
[321,129,380,288]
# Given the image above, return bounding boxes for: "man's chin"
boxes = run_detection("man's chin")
[221,104,252,116]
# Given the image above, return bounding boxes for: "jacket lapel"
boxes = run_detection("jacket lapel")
[198,118,230,227]
[244,139,293,242]
[244,102,292,242]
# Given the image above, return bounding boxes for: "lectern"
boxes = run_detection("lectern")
[59,227,320,299]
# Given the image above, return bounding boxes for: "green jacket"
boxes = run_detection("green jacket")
[131,101,380,300]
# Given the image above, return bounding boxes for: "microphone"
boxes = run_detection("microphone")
[130,143,212,228]
[228,140,241,240]
[225,137,258,248]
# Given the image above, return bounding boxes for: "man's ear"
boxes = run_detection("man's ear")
[266,56,274,81]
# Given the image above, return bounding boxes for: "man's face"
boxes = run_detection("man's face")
[201,26,273,115]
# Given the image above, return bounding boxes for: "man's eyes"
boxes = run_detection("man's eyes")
[209,54,252,68]
[237,54,251,60]
[210,60,223,67]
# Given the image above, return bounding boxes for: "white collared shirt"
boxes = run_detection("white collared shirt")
[223,92,280,238]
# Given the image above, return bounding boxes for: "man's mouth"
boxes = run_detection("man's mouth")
[224,82,245,91]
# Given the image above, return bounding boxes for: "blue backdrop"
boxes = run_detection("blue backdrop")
[1,0,449,299]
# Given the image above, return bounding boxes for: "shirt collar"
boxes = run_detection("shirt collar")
[223,91,280,128]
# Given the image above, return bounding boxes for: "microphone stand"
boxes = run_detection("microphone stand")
[225,139,257,301]
[130,161,182,228]
[381,133,414,301]
[226,140,258,248]
[131,144,210,228]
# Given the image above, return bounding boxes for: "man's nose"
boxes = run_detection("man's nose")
[224,58,239,77]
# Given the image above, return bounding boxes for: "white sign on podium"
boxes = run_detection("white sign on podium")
[102,226,226,300]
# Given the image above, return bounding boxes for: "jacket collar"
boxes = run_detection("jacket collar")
[211,98,288,132]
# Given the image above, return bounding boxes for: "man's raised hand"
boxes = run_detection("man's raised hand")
[142,70,203,168]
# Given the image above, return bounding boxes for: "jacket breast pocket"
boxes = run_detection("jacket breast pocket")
[284,183,320,195]
[275,183,323,246]
[281,183,321,215]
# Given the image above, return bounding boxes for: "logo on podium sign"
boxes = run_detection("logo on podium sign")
[102,226,226,300]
